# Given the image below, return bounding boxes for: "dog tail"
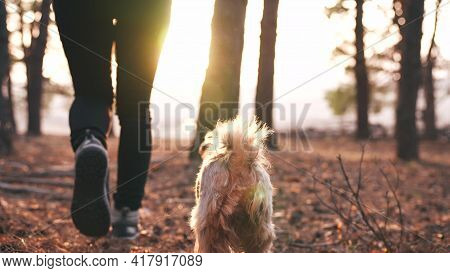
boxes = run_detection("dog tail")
[212,115,272,169]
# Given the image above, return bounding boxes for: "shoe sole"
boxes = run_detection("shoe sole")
[71,144,110,237]
[112,231,139,241]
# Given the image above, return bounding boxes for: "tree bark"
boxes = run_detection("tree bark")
[423,57,437,140]
[26,0,51,136]
[395,0,424,160]
[7,73,15,133]
[0,0,12,154]
[255,0,279,149]
[354,0,370,139]
[190,0,248,159]
[422,0,441,140]
[0,1,7,80]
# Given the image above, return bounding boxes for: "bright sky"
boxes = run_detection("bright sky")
[10,0,450,135]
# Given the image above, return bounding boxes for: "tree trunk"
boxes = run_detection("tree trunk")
[422,0,441,140]
[7,73,15,133]
[189,0,248,159]
[0,1,8,84]
[0,1,7,84]
[26,0,51,136]
[354,0,370,139]
[255,0,279,150]
[395,0,424,160]
[0,0,12,154]
[423,57,437,140]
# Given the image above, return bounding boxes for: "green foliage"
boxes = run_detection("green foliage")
[325,83,389,117]
[325,0,395,117]
[325,85,355,116]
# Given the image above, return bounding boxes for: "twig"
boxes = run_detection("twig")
[384,190,390,234]
[313,179,376,242]
[289,241,340,249]
[380,167,404,250]
[337,154,394,251]
[270,150,446,252]
[318,150,398,252]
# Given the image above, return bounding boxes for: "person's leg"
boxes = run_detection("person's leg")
[53,0,114,237]
[113,0,172,211]
[53,0,114,149]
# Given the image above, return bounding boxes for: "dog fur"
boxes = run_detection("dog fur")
[190,116,275,253]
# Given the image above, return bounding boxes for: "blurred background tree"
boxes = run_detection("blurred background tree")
[20,0,51,136]
[325,0,371,139]
[190,0,248,159]
[255,0,280,150]
[0,0,447,162]
[422,0,442,140]
[325,0,446,160]
[394,0,424,160]
[325,85,355,118]
[0,0,14,155]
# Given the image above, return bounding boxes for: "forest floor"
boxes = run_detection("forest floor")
[0,135,448,253]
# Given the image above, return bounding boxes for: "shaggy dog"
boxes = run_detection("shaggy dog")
[190,116,275,253]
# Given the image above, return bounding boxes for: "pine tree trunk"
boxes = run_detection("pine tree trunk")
[0,0,12,154]
[255,0,279,149]
[423,58,437,140]
[26,0,51,136]
[422,0,440,140]
[395,0,424,160]
[7,74,15,133]
[354,0,370,139]
[190,0,248,159]
[0,1,7,82]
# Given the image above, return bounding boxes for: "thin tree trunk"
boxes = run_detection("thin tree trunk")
[395,0,424,160]
[26,0,51,136]
[255,0,279,150]
[0,0,12,154]
[423,58,437,139]
[190,0,248,159]
[0,1,7,80]
[354,0,370,139]
[7,72,15,133]
[422,0,441,140]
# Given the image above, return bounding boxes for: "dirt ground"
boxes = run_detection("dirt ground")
[0,135,448,252]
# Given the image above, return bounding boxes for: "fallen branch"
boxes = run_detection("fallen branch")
[0,170,74,178]
[289,241,340,249]
[0,176,73,188]
[0,181,70,200]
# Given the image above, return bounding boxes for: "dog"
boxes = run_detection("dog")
[190,116,275,253]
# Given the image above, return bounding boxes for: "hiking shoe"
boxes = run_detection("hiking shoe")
[71,130,111,237]
[111,207,139,240]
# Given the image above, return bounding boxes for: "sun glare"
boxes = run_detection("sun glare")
[13,0,450,134]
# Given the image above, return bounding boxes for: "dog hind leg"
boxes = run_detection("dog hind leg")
[191,161,241,253]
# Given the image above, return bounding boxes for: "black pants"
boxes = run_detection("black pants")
[53,0,172,210]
